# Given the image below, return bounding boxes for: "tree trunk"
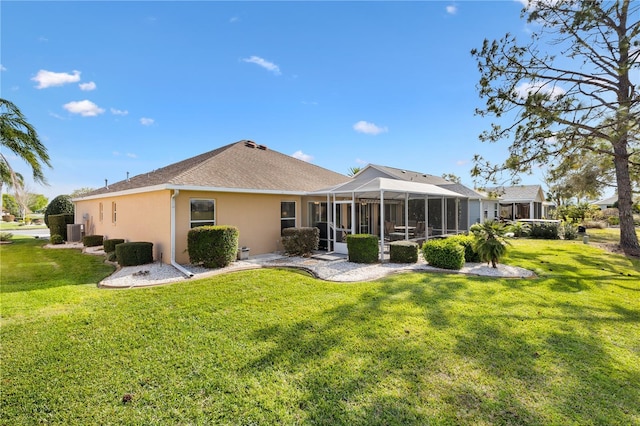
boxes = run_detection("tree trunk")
[612,142,640,256]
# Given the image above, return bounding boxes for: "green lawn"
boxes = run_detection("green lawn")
[1,237,639,425]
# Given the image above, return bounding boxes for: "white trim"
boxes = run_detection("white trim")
[73,184,309,202]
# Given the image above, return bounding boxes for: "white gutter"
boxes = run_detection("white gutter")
[171,189,194,278]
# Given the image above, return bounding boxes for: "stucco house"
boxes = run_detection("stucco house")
[74,140,476,266]
[74,140,349,270]
[482,185,547,220]
[593,195,618,210]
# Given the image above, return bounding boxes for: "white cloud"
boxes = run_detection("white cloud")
[79,81,96,91]
[355,158,368,165]
[0,64,6,71]
[32,69,81,89]
[140,117,154,126]
[63,100,105,117]
[229,16,239,23]
[446,5,457,14]
[456,159,468,166]
[353,120,388,135]
[110,108,129,116]
[242,56,281,75]
[514,81,565,100]
[292,150,313,162]
[126,153,137,158]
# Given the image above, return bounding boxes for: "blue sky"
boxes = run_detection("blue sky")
[2,0,543,199]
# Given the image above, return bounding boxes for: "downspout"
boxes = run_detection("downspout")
[171,189,194,278]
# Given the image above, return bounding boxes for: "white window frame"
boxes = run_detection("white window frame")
[281,201,296,233]
[190,199,216,228]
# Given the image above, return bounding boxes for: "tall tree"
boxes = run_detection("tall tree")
[0,98,51,211]
[471,0,639,255]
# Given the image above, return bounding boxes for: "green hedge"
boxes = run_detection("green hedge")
[346,234,378,264]
[83,235,104,247]
[48,214,74,241]
[530,223,560,239]
[389,241,418,263]
[282,227,319,256]
[422,239,465,270]
[44,195,74,226]
[188,225,239,268]
[115,242,154,266]
[447,234,481,263]
[50,234,64,245]
[103,238,125,253]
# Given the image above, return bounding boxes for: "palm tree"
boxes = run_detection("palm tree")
[1,99,51,211]
[471,220,511,268]
[347,166,362,177]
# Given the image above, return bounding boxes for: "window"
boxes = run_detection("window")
[111,202,117,223]
[190,199,215,228]
[99,202,104,222]
[281,201,296,233]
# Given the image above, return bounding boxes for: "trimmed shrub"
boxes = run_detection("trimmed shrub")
[562,223,578,240]
[607,216,620,226]
[282,227,319,256]
[389,241,418,263]
[103,238,125,253]
[50,234,64,245]
[83,235,104,247]
[188,225,239,268]
[346,234,378,264]
[116,242,154,266]
[44,195,74,226]
[422,239,465,270]
[48,214,74,241]
[448,234,481,263]
[529,223,560,239]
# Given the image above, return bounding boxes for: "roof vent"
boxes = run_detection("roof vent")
[257,144,268,150]
[244,140,257,148]
[104,179,109,189]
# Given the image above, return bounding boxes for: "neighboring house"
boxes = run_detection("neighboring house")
[593,195,618,210]
[74,140,349,267]
[483,185,547,220]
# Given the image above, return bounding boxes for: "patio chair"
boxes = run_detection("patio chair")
[384,221,395,241]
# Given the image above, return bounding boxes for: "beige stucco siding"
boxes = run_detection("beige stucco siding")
[75,190,330,265]
[75,190,171,262]
[173,191,306,264]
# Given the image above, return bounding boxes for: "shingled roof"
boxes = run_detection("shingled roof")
[484,185,544,202]
[80,140,349,198]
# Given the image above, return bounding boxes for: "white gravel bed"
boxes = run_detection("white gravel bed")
[100,254,534,288]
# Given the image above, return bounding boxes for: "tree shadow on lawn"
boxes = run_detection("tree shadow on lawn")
[245,277,549,424]
[245,270,639,424]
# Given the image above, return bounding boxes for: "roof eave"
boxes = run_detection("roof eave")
[73,184,311,201]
